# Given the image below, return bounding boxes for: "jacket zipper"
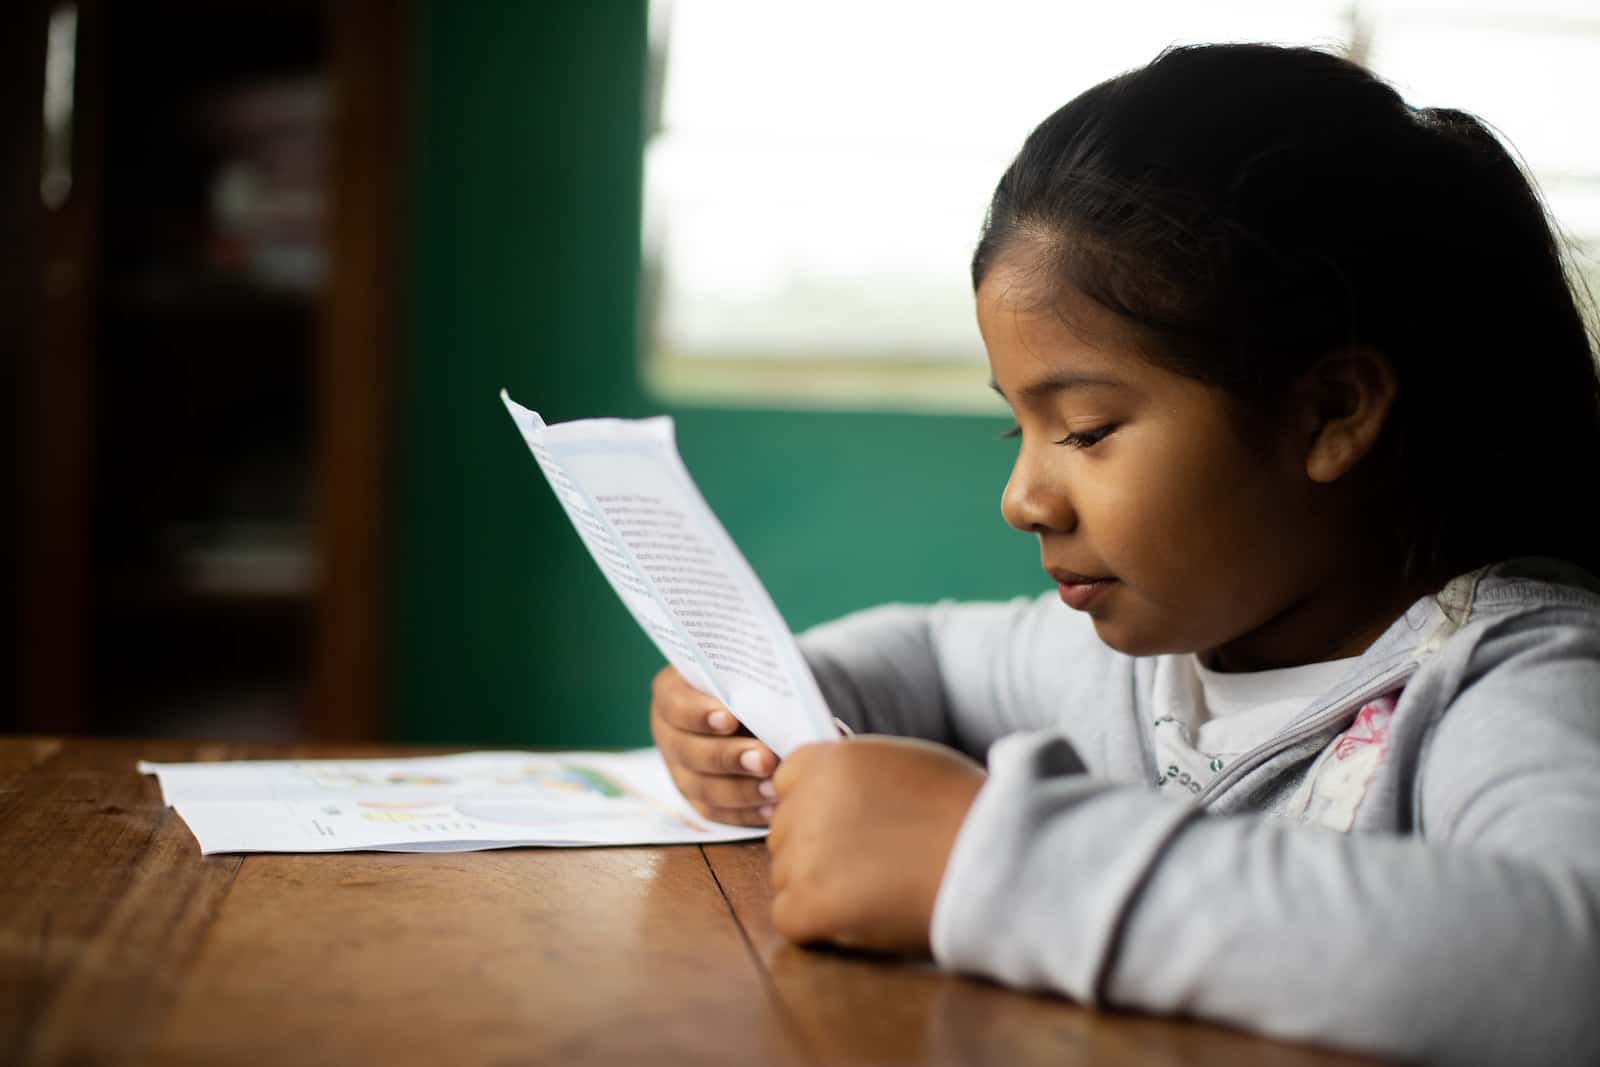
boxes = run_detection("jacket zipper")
[1191,660,1420,807]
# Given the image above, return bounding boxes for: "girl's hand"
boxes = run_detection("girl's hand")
[650,665,778,827]
[767,736,987,955]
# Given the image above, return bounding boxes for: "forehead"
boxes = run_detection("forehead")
[977,261,1152,388]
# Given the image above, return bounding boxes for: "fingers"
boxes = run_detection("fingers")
[688,769,776,810]
[768,857,845,947]
[651,666,739,736]
[770,740,824,796]
[699,803,775,828]
[652,705,776,778]
[662,757,775,814]
[765,804,789,857]
[675,790,774,831]
[672,731,777,778]
[650,664,780,826]
[650,667,777,773]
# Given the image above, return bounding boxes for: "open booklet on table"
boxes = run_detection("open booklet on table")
[139,394,839,855]
[138,750,767,855]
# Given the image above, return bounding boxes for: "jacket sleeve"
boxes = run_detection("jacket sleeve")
[929,611,1600,1067]
[796,594,1142,765]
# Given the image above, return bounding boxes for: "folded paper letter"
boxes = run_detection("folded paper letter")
[501,390,838,756]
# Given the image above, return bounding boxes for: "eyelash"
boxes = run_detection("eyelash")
[998,424,1115,449]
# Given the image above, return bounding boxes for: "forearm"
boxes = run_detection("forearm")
[931,733,1600,1067]
[799,603,957,745]
[1100,808,1599,1065]
[799,593,1127,761]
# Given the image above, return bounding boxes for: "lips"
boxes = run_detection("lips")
[1047,567,1111,585]
[1047,567,1117,611]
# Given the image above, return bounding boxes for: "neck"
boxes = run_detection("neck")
[1205,545,1444,674]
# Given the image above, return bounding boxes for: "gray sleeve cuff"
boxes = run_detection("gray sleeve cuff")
[930,730,1196,1003]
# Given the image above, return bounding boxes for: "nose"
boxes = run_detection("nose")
[1001,443,1075,535]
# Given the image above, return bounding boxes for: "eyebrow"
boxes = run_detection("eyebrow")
[988,371,1126,402]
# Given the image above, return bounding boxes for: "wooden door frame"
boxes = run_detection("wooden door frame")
[308,0,410,740]
[14,0,105,736]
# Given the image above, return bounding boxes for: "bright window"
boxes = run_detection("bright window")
[643,0,1600,412]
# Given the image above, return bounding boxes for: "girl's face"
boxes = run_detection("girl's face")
[980,260,1349,669]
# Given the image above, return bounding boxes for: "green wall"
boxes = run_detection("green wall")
[394,1,1044,747]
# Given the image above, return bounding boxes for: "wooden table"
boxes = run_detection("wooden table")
[1,738,1382,1065]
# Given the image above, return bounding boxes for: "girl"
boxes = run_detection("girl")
[649,44,1600,1065]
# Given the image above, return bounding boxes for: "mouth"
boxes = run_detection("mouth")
[1047,568,1117,611]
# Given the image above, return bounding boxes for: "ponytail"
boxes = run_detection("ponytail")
[1395,107,1600,578]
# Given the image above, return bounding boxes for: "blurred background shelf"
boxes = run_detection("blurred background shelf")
[11,0,405,741]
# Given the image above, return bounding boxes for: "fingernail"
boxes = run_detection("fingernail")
[708,710,734,732]
[740,749,765,774]
[758,805,775,820]
[757,779,777,799]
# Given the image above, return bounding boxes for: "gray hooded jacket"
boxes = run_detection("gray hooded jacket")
[797,558,1600,1066]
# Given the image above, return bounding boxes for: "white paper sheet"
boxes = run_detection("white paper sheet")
[500,390,838,757]
[138,750,767,855]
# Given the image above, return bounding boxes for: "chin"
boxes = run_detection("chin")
[1089,617,1193,659]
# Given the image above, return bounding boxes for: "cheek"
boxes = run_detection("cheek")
[1157,460,1314,608]
[1099,437,1285,597]
[1093,443,1222,577]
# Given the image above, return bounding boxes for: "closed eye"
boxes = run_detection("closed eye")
[997,424,1117,448]
[1058,425,1116,449]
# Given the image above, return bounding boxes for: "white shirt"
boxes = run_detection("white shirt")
[1151,652,1360,796]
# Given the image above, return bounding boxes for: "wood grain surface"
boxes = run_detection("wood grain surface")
[0,738,1384,1066]
[701,843,1380,1067]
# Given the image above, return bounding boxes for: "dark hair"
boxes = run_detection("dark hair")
[974,43,1600,583]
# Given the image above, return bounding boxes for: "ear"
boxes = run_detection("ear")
[1298,347,1398,484]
